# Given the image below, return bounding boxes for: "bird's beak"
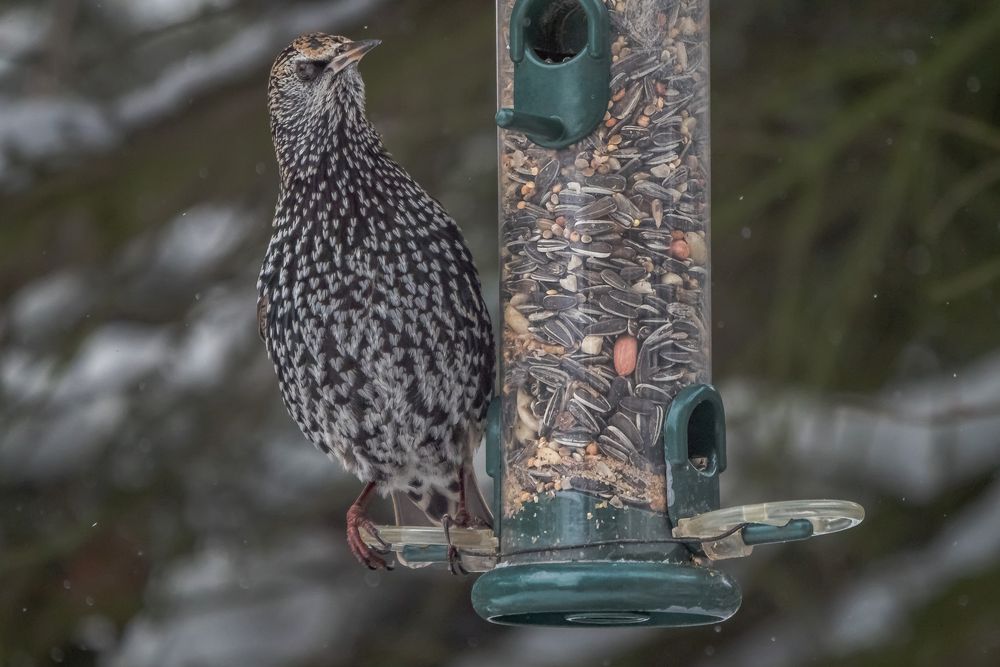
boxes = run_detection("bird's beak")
[345,39,381,62]
[328,39,381,74]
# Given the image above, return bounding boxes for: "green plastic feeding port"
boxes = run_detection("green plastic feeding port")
[496,0,611,148]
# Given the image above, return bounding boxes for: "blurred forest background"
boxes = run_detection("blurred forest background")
[2,0,999,665]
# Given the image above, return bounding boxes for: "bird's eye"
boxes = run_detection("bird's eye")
[295,60,325,82]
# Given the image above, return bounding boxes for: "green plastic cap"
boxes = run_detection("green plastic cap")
[472,561,741,627]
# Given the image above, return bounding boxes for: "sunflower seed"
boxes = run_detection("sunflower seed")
[575,197,618,220]
[541,319,579,347]
[542,294,579,310]
[535,159,560,192]
[609,289,644,308]
[552,429,594,448]
[598,293,639,319]
[568,399,605,433]
[573,386,613,414]
[574,220,618,235]
[620,396,658,415]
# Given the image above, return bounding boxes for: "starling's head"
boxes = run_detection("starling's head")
[267,33,380,170]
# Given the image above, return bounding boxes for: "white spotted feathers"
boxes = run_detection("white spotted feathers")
[257,34,494,522]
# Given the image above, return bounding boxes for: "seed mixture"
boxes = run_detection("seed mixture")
[499,0,710,517]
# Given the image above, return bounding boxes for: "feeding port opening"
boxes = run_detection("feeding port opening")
[687,399,719,475]
[524,0,588,63]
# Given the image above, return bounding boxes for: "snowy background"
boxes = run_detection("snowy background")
[2,1,999,666]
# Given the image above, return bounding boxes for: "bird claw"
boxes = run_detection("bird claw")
[447,546,467,575]
[367,526,391,550]
[452,506,472,528]
[347,505,393,571]
[441,514,469,576]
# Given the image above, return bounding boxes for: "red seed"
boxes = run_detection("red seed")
[670,238,691,260]
[614,334,638,376]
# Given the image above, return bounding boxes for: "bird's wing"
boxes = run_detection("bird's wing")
[423,197,497,424]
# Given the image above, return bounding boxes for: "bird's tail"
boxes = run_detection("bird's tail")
[390,464,494,530]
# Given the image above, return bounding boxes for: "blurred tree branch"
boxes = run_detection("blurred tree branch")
[719,3,1000,233]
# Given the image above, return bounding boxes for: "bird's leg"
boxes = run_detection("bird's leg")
[452,465,472,528]
[443,464,475,575]
[346,482,392,571]
[452,464,490,529]
[440,514,468,576]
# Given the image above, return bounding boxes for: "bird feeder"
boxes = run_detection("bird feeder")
[363,0,864,627]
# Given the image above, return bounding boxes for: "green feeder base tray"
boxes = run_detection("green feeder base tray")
[472,560,741,627]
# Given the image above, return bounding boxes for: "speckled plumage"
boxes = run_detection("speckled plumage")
[257,34,494,568]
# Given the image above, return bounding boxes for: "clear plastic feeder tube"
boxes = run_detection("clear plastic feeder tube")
[497,0,711,558]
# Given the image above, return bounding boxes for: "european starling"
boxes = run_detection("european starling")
[257,34,495,570]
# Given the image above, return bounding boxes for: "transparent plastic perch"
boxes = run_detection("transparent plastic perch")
[672,499,866,560]
[361,525,498,572]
